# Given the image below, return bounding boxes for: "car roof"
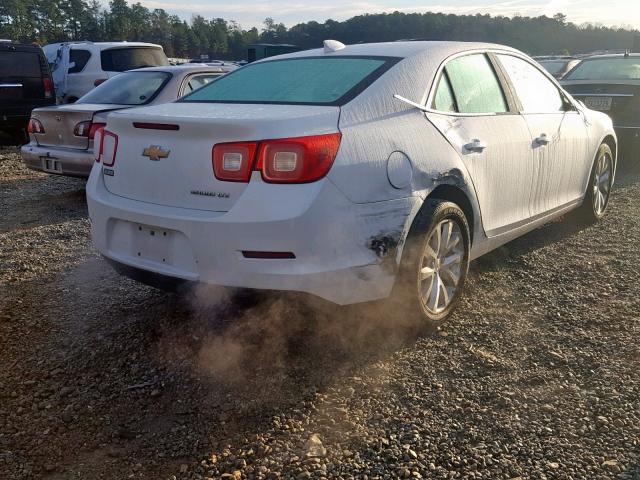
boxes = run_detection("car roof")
[44,41,163,49]
[581,53,640,59]
[130,65,235,74]
[272,40,520,61]
[0,42,45,52]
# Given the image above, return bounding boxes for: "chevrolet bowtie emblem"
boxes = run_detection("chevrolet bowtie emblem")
[142,145,170,161]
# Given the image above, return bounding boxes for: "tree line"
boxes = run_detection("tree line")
[1,0,638,60]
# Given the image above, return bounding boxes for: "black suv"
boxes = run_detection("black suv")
[0,41,55,145]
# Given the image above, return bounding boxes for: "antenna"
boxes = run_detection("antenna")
[323,40,346,53]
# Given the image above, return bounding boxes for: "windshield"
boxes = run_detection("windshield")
[181,56,399,106]
[100,47,168,72]
[564,57,640,80]
[77,71,171,105]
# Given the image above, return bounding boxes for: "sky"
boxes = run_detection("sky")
[111,0,640,30]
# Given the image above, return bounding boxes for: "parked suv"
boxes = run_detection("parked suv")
[0,40,55,145]
[43,42,169,103]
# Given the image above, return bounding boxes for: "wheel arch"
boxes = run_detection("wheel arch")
[601,134,617,172]
[427,184,476,244]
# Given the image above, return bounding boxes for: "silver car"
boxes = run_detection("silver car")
[21,64,236,177]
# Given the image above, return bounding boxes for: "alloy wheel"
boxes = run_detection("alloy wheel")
[419,219,464,315]
[592,152,612,216]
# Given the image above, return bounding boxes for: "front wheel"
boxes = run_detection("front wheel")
[391,200,471,328]
[577,143,614,223]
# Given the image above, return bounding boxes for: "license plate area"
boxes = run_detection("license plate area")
[40,157,62,173]
[134,224,174,265]
[584,96,612,111]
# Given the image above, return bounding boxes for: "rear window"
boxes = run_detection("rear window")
[77,71,171,105]
[564,58,640,80]
[181,56,400,106]
[0,51,42,77]
[100,47,168,72]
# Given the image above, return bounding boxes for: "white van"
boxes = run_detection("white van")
[43,42,169,103]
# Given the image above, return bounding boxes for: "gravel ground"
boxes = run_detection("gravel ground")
[1,149,640,480]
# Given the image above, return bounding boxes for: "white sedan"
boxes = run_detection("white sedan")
[87,40,616,325]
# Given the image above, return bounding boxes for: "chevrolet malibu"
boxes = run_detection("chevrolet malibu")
[87,40,617,325]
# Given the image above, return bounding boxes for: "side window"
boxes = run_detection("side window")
[432,73,457,112]
[184,74,220,95]
[443,54,508,114]
[68,49,91,74]
[497,54,565,113]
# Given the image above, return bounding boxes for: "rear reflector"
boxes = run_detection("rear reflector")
[242,251,296,259]
[133,122,180,131]
[28,118,45,134]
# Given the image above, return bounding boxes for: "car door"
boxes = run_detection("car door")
[425,52,536,236]
[496,54,590,216]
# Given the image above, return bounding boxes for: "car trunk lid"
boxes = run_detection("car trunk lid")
[101,102,340,212]
[31,103,127,149]
[563,81,640,127]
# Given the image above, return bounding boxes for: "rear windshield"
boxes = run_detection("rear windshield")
[77,71,171,105]
[0,51,42,77]
[181,56,400,106]
[100,47,168,72]
[564,57,640,80]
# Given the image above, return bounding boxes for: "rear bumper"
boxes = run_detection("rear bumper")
[86,168,419,305]
[21,142,94,178]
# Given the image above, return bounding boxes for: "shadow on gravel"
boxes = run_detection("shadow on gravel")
[473,170,640,273]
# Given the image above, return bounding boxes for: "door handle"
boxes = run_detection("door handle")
[464,139,487,153]
[534,133,550,146]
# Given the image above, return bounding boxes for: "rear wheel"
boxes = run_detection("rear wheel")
[578,143,613,223]
[391,200,470,328]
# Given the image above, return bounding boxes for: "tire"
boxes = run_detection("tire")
[391,199,471,328]
[577,143,614,223]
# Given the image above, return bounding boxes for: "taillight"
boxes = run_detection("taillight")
[74,121,106,139]
[89,122,106,139]
[28,118,45,134]
[211,133,341,184]
[96,129,118,167]
[42,77,53,99]
[93,127,104,162]
[94,78,107,87]
[212,142,258,182]
[257,133,341,183]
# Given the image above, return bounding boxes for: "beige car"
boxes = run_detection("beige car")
[21,64,236,177]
